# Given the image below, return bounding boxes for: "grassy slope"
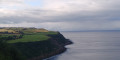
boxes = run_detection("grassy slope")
[7,32,58,43]
[7,34,49,43]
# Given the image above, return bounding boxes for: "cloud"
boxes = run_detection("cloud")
[0,0,25,9]
[0,0,120,31]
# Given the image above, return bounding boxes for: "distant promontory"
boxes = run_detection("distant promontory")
[0,27,72,60]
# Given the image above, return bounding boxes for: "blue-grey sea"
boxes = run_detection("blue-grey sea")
[45,31,120,60]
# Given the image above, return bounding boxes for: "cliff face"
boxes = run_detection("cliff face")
[11,32,72,60]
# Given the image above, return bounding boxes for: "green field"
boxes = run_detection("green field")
[7,32,58,43]
[7,34,49,43]
[0,27,58,43]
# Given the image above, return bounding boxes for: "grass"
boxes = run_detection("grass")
[7,35,50,43]
[7,32,58,43]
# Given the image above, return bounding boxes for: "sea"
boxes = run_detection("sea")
[45,31,120,60]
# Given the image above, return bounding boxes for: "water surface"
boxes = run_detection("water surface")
[45,31,120,60]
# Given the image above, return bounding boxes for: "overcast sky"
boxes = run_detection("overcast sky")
[0,0,120,31]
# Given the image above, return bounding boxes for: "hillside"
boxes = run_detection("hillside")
[0,27,72,60]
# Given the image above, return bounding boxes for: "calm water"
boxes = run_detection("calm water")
[45,31,120,60]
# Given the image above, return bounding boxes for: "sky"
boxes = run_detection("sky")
[0,0,120,31]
